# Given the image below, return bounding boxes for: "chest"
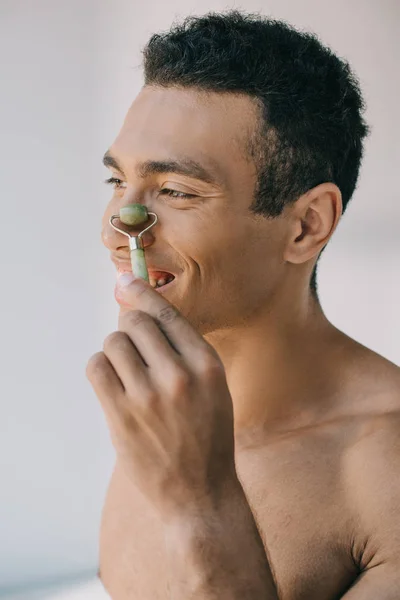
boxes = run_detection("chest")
[99,442,357,599]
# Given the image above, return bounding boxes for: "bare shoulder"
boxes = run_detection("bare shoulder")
[332,328,400,413]
[338,336,400,569]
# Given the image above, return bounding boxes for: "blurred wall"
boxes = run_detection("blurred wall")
[0,0,398,591]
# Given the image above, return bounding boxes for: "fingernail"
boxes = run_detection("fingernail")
[117,272,135,288]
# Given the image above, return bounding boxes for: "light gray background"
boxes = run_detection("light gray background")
[0,0,398,593]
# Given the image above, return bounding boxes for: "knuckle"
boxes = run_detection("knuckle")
[169,367,192,396]
[197,353,224,380]
[124,309,151,329]
[86,352,107,379]
[157,305,179,326]
[103,331,128,353]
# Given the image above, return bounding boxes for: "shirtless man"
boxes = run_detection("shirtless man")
[86,11,400,600]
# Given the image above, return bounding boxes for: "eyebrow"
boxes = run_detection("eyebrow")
[102,151,222,186]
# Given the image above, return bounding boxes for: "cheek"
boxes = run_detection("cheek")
[199,219,280,294]
[155,208,277,288]
[174,213,255,285]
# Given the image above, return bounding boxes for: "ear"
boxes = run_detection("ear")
[283,183,342,265]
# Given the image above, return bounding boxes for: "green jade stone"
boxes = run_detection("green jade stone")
[130,248,149,282]
[119,204,150,281]
[119,203,148,226]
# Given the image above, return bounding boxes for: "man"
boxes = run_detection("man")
[87,11,400,599]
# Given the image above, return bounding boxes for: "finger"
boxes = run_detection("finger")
[103,331,152,397]
[86,351,131,429]
[117,310,186,381]
[115,273,212,363]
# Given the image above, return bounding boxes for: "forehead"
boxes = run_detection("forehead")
[112,86,259,180]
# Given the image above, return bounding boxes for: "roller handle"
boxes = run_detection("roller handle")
[130,247,149,282]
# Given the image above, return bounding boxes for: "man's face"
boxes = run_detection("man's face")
[102,87,288,334]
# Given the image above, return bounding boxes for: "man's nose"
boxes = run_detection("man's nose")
[101,209,156,252]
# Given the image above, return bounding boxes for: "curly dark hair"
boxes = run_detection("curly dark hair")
[142,10,370,294]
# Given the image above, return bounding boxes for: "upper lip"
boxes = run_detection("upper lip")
[111,256,176,276]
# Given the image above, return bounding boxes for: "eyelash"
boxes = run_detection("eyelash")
[104,177,195,199]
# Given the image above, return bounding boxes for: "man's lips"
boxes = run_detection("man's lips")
[111,258,176,294]
[111,257,176,279]
[113,260,177,295]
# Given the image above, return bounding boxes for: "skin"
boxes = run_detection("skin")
[88,86,400,599]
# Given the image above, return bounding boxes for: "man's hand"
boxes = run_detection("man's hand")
[88,273,279,599]
[86,273,236,520]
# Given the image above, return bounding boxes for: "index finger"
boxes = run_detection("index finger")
[115,278,211,359]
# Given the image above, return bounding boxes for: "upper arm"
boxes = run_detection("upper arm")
[341,412,400,598]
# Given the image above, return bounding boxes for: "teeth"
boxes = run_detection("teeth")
[149,275,175,288]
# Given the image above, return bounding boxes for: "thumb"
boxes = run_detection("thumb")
[114,272,149,308]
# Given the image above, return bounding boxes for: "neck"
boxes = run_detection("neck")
[204,284,341,442]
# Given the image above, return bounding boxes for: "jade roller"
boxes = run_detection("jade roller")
[109,204,158,282]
